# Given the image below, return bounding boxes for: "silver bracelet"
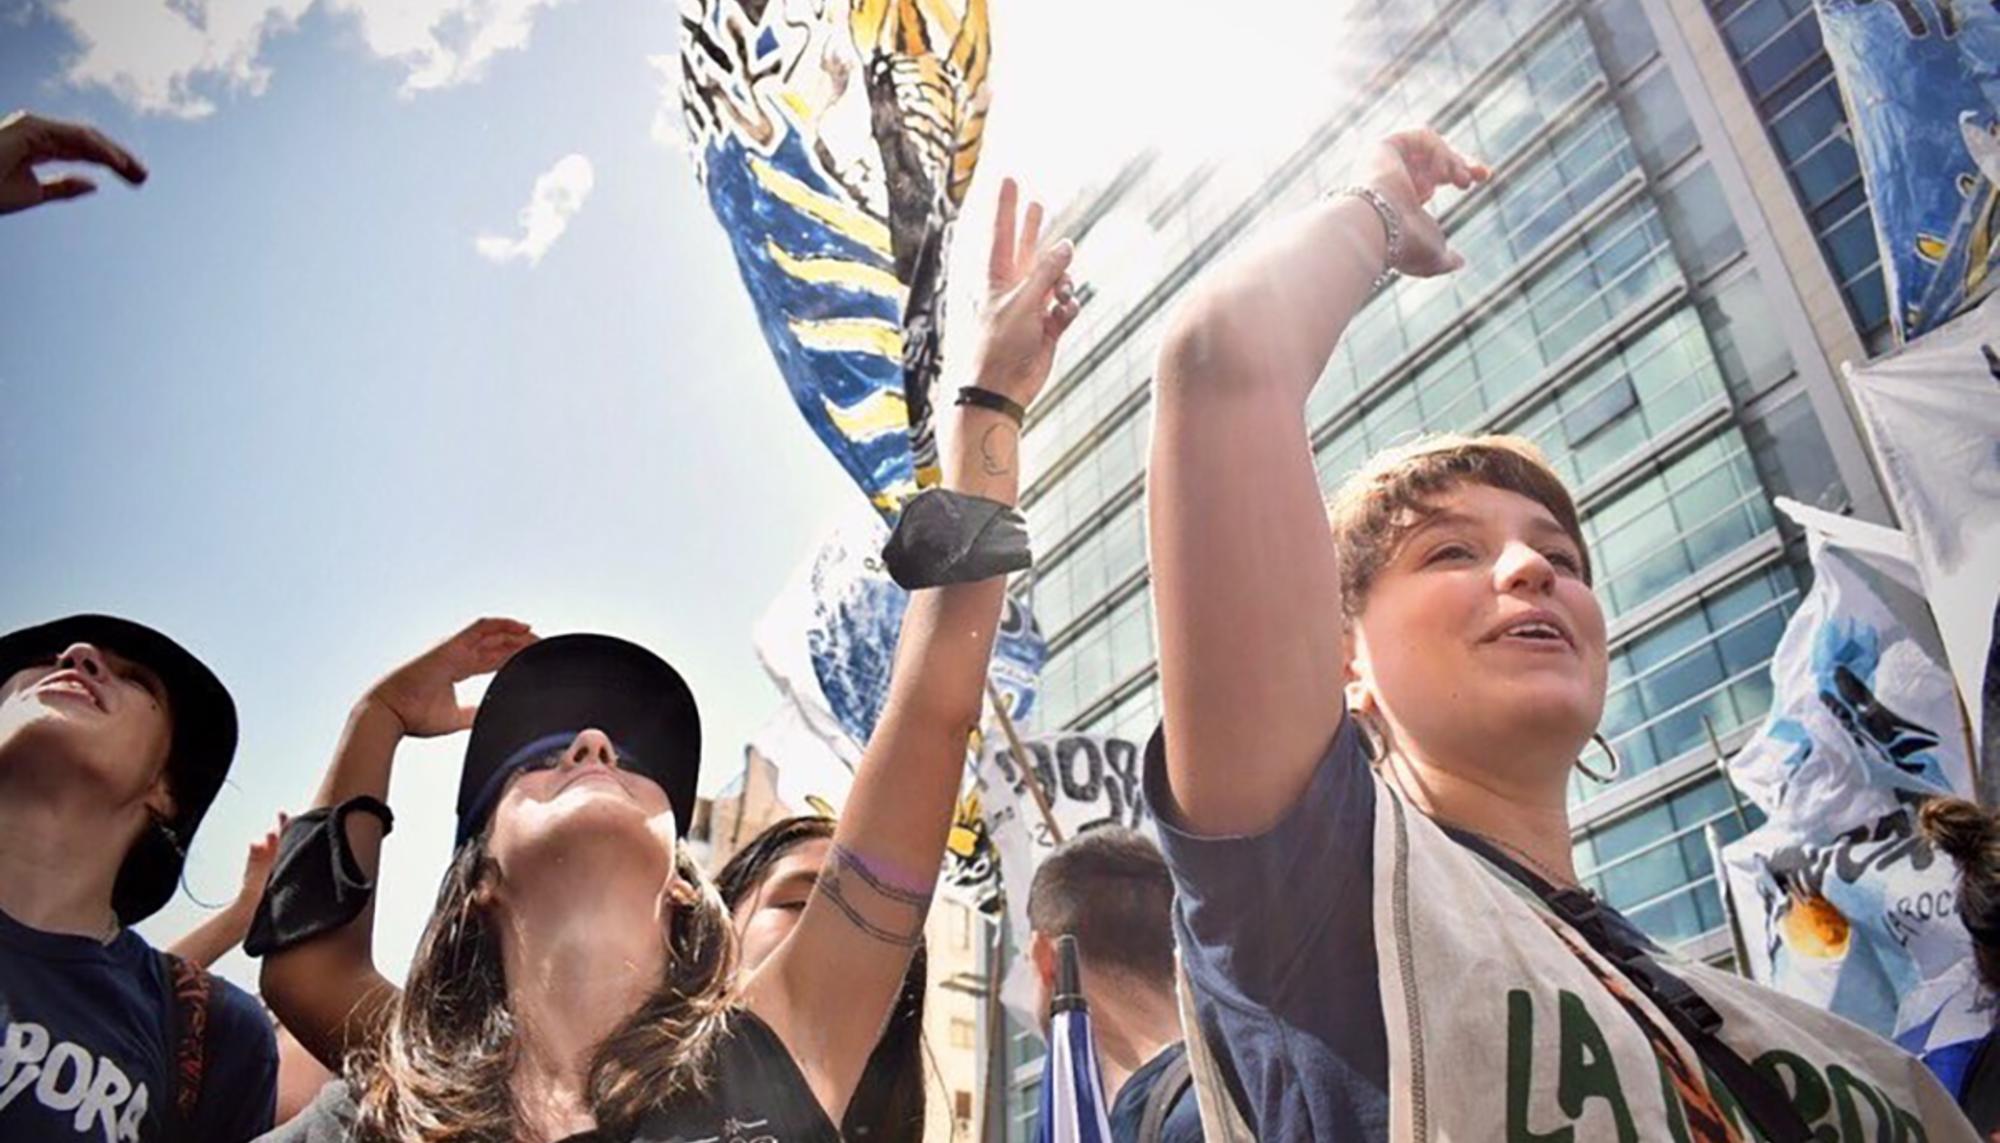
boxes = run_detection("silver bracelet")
[1328,184,1402,294]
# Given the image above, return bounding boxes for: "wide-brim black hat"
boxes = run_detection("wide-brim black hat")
[456,633,701,845]
[0,614,238,925]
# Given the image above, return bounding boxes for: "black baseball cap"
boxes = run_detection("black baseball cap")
[0,614,239,925]
[455,633,702,845]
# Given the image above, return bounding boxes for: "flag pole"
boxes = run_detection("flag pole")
[987,679,1066,847]
[979,911,1005,1143]
[1703,716,1754,834]
[1705,823,1755,972]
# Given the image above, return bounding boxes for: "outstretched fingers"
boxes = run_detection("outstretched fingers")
[987,176,1020,290]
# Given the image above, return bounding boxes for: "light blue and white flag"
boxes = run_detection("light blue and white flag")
[1037,935,1114,1143]
[752,501,1047,767]
[1718,498,1985,1092]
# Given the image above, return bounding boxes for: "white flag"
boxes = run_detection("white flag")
[1846,293,2000,779]
[966,731,1158,1028]
[751,500,1048,766]
[1725,499,1971,829]
[1719,498,1984,1087]
[747,703,855,817]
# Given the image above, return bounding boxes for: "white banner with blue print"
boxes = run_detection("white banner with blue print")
[1719,498,1986,1093]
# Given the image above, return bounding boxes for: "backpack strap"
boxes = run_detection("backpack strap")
[157,950,213,1142]
[1456,836,1814,1143]
[1175,953,1256,1143]
[1137,1046,1196,1143]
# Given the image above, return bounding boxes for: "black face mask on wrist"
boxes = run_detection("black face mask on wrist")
[244,796,394,959]
[881,487,1033,590]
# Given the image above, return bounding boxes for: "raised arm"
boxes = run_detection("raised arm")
[259,618,535,1069]
[1148,130,1485,835]
[745,178,1079,1120]
[166,817,282,968]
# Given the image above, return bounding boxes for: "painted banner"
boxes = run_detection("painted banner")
[1719,499,1986,1091]
[748,702,856,818]
[1724,499,1972,823]
[947,730,1158,1023]
[1812,0,2000,340]
[752,501,1046,768]
[1846,292,2000,789]
[679,0,991,515]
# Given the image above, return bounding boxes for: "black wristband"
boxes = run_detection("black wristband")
[244,795,394,958]
[954,385,1026,426]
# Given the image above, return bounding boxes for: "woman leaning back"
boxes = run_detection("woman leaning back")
[1143,127,1981,1141]
[250,175,1080,1142]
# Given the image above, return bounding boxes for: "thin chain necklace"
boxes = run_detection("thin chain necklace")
[1379,755,1591,893]
[1459,827,1588,894]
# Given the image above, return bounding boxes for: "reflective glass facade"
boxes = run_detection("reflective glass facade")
[989,0,1877,1129]
[1703,0,1890,337]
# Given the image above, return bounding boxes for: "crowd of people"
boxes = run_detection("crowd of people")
[2,107,1997,1143]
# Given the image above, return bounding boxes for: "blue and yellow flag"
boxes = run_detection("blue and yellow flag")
[680,0,990,516]
[1815,0,2000,341]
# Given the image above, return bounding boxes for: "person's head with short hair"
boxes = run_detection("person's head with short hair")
[1327,433,1607,794]
[1026,826,1177,1029]
[0,614,238,928]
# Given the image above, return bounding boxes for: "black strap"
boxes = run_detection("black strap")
[157,950,212,1143]
[1137,1047,1196,1143]
[953,385,1026,425]
[1449,832,1813,1143]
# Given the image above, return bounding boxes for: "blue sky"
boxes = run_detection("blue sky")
[0,0,1353,988]
[0,0,878,986]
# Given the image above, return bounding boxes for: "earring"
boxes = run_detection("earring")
[1352,708,1389,763]
[149,812,187,860]
[1575,732,1622,783]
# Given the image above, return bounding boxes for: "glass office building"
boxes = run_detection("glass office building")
[985,0,1890,1133]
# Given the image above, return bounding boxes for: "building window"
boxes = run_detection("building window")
[949,1018,976,1050]
[1704,0,1889,336]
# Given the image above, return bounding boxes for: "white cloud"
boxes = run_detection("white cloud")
[52,0,313,118]
[336,0,576,95]
[48,0,573,118]
[475,153,594,266]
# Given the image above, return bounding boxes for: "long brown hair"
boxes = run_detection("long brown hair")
[346,830,739,1141]
[1918,796,2000,997]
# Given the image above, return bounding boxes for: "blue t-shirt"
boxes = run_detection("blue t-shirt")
[1106,1042,1202,1143]
[1143,718,1391,1142]
[0,906,277,1143]
[1142,718,1657,1142]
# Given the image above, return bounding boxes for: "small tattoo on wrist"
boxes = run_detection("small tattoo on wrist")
[979,423,1016,477]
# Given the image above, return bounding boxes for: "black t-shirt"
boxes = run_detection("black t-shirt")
[0,905,277,1142]
[261,1009,839,1143]
[1105,1043,1202,1143]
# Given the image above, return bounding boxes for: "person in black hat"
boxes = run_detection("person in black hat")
[254,176,1079,1142]
[0,613,279,1141]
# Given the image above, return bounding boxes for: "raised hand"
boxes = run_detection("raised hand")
[363,618,537,738]
[0,111,147,216]
[968,177,1083,411]
[1362,128,1489,278]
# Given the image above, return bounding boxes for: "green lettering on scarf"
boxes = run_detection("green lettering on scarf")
[1754,1048,1832,1137]
[1829,1065,1895,1143]
[1556,990,1637,1143]
[1508,990,1571,1143]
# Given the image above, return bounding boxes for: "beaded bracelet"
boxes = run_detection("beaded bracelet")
[1329,184,1403,295]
